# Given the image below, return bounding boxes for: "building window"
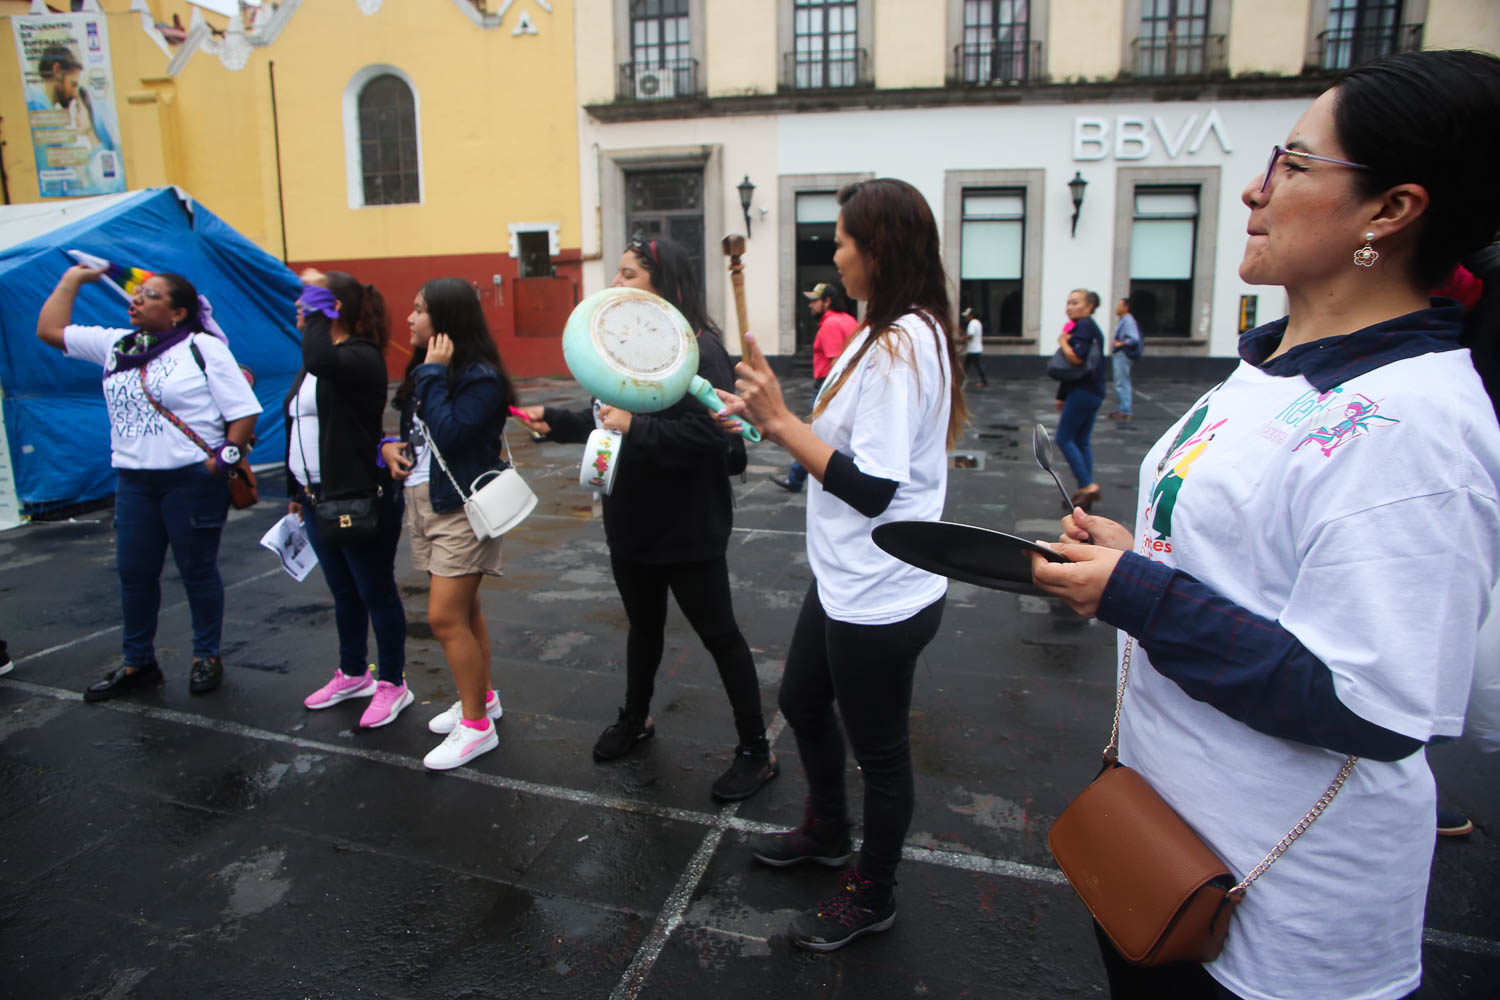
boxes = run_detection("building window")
[959,190,1025,338]
[625,0,695,99]
[625,168,705,295]
[1134,0,1219,77]
[357,74,419,206]
[1129,188,1198,338]
[1319,0,1411,70]
[793,192,841,351]
[958,1,1035,84]
[789,0,861,89]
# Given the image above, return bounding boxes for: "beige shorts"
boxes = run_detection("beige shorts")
[405,482,504,578]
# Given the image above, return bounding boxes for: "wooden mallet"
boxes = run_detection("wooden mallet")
[722,234,749,341]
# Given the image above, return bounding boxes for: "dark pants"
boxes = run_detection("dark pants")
[115,464,230,665]
[963,353,989,384]
[610,554,766,746]
[296,484,407,683]
[778,582,945,890]
[1057,388,1104,487]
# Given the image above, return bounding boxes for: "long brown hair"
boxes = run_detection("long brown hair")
[810,178,967,448]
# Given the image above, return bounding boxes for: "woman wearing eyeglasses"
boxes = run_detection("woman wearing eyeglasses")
[514,236,774,802]
[1030,50,1500,999]
[37,265,261,701]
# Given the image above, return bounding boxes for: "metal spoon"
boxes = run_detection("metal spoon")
[1032,423,1074,514]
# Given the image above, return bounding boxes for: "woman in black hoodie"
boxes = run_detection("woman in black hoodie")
[288,270,409,728]
[517,236,774,801]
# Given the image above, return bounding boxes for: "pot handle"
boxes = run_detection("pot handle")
[687,375,761,442]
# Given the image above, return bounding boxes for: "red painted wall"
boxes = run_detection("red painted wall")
[289,250,584,379]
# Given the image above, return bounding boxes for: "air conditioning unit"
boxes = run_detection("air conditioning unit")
[634,69,677,100]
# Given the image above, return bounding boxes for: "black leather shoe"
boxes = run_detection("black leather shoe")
[189,656,223,694]
[770,476,803,494]
[84,662,163,702]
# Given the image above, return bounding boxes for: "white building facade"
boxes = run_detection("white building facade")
[575,0,1499,360]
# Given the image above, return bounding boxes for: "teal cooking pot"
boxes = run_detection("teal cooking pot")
[561,286,760,441]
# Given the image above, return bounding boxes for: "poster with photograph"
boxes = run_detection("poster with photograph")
[11,12,125,197]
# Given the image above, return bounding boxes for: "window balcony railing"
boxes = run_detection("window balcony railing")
[1317,23,1422,71]
[1129,34,1227,78]
[953,41,1044,86]
[616,58,701,102]
[781,48,871,91]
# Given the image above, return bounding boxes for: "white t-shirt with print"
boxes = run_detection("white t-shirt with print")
[806,312,951,625]
[965,317,983,354]
[404,413,432,490]
[287,374,320,488]
[63,326,262,471]
[1120,350,1500,1000]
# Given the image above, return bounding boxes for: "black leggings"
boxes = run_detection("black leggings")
[609,554,765,745]
[777,582,945,890]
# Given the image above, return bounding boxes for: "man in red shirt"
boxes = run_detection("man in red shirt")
[773,281,858,492]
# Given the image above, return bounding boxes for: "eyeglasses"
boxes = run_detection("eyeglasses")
[1261,144,1370,192]
[135,286,165,302]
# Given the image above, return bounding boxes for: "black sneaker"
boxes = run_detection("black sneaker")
[750,799,853,868]
[711,742,779,801]
[0,639,12,677]
[770,476,802,494]
[84,662,163,702]
[189,656,223,694]
[789,869,896,952]
[593,708,654,761]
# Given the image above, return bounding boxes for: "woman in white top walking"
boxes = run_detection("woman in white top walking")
[726,177,966,952]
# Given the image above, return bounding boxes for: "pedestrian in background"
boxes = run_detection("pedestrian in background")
[1054,289,1106,509]
[774,281,857,493]
[1108,297,1141,422]
[961,307,989,387]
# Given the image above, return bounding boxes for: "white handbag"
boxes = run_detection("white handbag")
[415,416,537,539]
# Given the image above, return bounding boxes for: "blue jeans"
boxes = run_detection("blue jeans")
[295,484,407,683]
[115,464,230,665]
[1057,388,1104,488]
[1112,352,1134,416]
[785,460,808,490]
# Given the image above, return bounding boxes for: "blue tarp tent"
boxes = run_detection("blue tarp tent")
[0,187,301,514]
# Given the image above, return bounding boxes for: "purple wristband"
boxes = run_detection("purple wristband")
[377,436,400,469]
[298,284,339,320]
[214,441,243,472]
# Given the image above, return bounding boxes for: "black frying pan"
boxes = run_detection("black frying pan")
[872,520,1067,596]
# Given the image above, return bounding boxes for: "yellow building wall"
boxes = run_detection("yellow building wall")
[1048,0,1123,81]
[1229,0,1309,76]
[575,0,615,105]
[3,1,581,267]
[873,0,945,89]
[706,0,777,96]
[1425,0,1500,55]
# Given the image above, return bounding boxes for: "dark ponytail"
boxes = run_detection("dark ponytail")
[1459,241,1500,421]
[156,272,202,331]
[325,271,390,354]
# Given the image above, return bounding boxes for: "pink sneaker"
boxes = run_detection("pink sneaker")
[359,680,413,729]
[304,668,375,709]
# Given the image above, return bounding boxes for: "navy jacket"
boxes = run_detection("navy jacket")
[400,361,509,515]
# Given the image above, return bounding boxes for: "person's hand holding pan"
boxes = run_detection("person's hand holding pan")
[1027,541,1125,618]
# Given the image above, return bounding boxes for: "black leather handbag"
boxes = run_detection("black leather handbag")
[311,492,380,544]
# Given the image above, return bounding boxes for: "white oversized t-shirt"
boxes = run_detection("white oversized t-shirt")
[965,317,983,354]
[63,326,262,471]
[807,312,951,625]
[1121,350,1500,1000]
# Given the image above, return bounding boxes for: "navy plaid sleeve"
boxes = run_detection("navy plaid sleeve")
[1097,551,1421,762]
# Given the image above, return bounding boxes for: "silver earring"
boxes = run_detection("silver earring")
[1353,232,1379,267]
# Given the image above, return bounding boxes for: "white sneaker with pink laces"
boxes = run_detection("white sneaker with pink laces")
[359,680,413,728]
[304,668,375,709]
[423,718,499,770]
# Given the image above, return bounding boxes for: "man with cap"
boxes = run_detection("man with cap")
[772,281,858,492]
[960,307,988,388]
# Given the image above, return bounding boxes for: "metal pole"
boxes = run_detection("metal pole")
[268,62,288,264]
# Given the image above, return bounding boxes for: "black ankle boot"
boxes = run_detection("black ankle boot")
[750,798,853,868]
[711,739,779,801]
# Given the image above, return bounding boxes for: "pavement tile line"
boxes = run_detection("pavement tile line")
[1,679,1494,969]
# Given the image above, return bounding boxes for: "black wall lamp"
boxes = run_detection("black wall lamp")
[738,175,756,237]
[1068,171,1088,237]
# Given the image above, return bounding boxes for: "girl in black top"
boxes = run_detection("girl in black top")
[516,236,774,802]
[289,270,409,729]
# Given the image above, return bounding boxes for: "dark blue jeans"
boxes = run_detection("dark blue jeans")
[1057,388,1104,488]
[115,464,230,666]
[295,484,407,683]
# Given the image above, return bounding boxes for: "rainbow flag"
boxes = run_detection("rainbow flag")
[66,249,157,304]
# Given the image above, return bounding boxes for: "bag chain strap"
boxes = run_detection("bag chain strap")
[1105,636,1358,898]
[412,414,517,505]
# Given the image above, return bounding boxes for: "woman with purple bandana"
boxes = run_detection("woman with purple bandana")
[37,264,261,700]
[290,270,411,728]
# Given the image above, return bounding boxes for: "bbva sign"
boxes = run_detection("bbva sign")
[1073,109,1233,161]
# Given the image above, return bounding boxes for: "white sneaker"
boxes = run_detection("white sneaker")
[423,718,498,770]
[427,690,503,734]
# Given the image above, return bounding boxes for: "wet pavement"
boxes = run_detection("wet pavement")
[2,371,1497,999]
